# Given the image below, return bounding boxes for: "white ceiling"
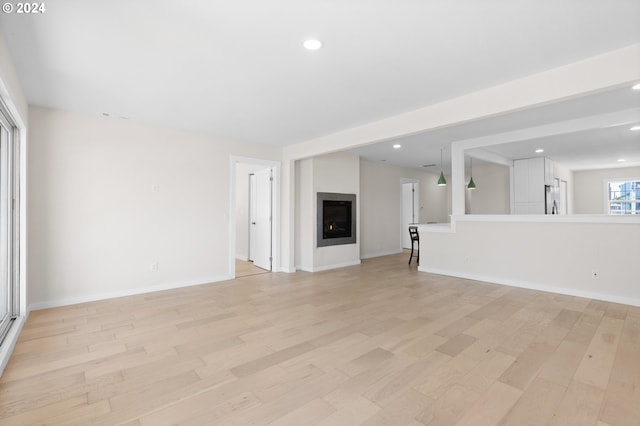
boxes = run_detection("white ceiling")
[1,0,640,166]
[348,85,640,172]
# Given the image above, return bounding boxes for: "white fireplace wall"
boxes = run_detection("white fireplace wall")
[295,158,314,270]
[295,152,360,271]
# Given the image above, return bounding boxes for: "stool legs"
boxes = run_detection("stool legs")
[409,240,419,264]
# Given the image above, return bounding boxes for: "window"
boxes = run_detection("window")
[607,179,640,215]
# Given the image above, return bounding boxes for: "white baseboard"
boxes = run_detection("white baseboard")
[235,255,249,262]
[28,274,234,311]
[297,260,361,273]
[419,266,640,307]
[360,249,403,259]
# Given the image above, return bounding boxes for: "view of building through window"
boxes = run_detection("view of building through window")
[608,180,640,215]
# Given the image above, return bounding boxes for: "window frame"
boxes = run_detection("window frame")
[0,101,19,343]
[604,177,640,215]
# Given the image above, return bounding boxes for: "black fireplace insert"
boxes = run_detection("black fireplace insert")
[317,192,356,247]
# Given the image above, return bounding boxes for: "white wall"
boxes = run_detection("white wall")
[553,162,574,214]
[28,106,281,307]
[235,163,265,261]
[420,217,640,306]
[359,159,448,258]
[295,153,360,271]
[573,166,640,214]
[0,34,28,124]
[466,162,510,214]
[294,158,314,270]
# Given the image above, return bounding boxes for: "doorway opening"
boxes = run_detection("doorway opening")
[230,157,280,279]
[401,179,420,249]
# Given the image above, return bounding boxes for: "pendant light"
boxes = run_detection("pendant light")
[437,147,446,186]
[467,157,476,189]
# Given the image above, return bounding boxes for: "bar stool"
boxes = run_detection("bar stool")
[408,226,419,264]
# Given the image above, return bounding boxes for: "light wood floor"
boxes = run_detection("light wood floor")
[1,253,639,425]
[236,259,270,278]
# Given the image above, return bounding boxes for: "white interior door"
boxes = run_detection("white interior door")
[402,182,419,248]
[251,167,272,271]
[248,173,257,261]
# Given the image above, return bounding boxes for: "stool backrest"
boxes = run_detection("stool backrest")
[408,226,419,241]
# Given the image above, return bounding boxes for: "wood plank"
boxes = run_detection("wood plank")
[229,342,316,378]
[415,384,479,425]
[550,380,604,426]
[435,334,477,357]
[454,381,522,426]
[317,396,380,426]
[268,397,335,426]
[573,316,624,390]
[536,340,587,387]
[361,388,430,426]
[501,377,566,426]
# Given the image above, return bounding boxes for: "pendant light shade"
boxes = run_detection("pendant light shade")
[437,147,446,186]
[437,171,447,186]
[467,157,476,189]
[467,176,476,189]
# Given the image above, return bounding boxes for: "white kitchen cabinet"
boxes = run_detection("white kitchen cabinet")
[513,157,553,214]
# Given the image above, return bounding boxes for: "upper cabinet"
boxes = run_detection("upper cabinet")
[513,157,554,214]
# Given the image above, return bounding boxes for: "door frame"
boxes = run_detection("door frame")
[229,156,280,278]
[400,178,420,250]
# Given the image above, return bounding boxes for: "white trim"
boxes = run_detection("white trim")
[418,222,456,233]
[418,214,640,236]
[296,260,361,272]
[235,255,249,262]
[361,249,403,259]
[451,213,640,224]
[0,313,27,376]
[28,275,233,311]
[418,266,640,307]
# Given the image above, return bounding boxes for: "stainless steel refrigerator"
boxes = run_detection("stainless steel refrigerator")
[545,184,559,214]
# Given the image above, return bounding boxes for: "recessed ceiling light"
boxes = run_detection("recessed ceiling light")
[393,144,401,149]
[633,83,640,90]
[303,39,323,50]
[535,149,544,153]
[618,158,626,162]
[631,125,640,131]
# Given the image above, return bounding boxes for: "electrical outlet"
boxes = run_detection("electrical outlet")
[150,262,159,272]
[591,269,600,279]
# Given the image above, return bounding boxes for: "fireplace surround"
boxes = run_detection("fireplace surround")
[317,192,356,247]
